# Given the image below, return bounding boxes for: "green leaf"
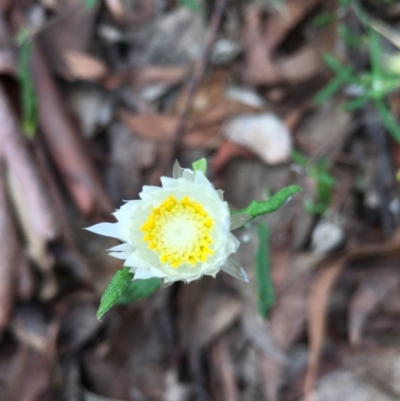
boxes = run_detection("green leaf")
[17,34,38,139]
[338,25,363,48]
[235,185,302,218]
[323,54,359,85]
[84,0,99,10]
[97,267,133,320]
[255,223,274,318]
[312,12,336,28]
[192,158,207,174]
[177,0,199,12]
[291,150,309,167]
[314,76,345,105]
[369,29,382,79]
[343,95,370,111]
[116,277,161,305]
[374,98,400,143]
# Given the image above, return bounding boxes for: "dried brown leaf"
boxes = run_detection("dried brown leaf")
[39,1,96,78]
[305,231,400,399]
[63,50,108,81]
[0,83,59,240]
[0,163,17,331]
[32,44,113,215]
[349,265,400,345]
[210,337,239,401]
[304,256,345,401]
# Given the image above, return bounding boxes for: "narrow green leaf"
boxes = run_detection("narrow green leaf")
[369,30,382,79]
[17,35,38,139]
[312,12,336,28]
[116,277,160,305]
[97,267,133,320]
[314,76,345,105]
[342,95,370,111]
[338,25,363,48]
[255,222,274,318]
[291,150,309,167]
[235,185,302,218]
[374,98,400,143]
[177,0,199,12]
[192,158,207,174]
[323,54,359,85]
[84,0,99,10]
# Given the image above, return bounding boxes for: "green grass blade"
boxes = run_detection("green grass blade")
[255,223,274,318]
[343,95,370,111]
[369,29,382,78]
[374,98,400,143]
[17,37,38,139]
[315,76,345,105]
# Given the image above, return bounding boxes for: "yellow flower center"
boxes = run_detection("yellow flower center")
[140,195,214,268]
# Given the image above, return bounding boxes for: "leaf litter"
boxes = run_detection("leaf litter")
[0,0,400,400]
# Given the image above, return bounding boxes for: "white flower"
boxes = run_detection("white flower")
[86,161,249,284]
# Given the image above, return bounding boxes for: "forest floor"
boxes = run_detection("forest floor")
[1,0,400,400]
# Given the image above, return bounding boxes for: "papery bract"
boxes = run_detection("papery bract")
[87,161,248,284]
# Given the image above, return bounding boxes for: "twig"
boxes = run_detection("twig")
[166,0,229,172]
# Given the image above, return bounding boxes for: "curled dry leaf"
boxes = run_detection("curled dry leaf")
[32,44,113,215]
[211,140,253,174]
[118,110,222,149]
[223,113,292,165]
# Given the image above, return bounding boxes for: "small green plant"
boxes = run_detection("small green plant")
[292,151,335,216]
[315,26,400,141]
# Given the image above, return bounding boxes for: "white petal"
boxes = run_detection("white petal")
[124,252,149,269]
[193,171,211,186]
[172,160,183,179]
[160,176,180,189]
[230,213,252,231]
[160,279,174,289]
[107,243,131,252]
[85,223,123,240]
[109,251,129,260]
[139,186,160,201]
[182,169,194,182]
[221,257,248,282]
[133,268,155,280]
[217,189,224,200]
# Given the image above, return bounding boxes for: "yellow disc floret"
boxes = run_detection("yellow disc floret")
[140,195,214,268]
